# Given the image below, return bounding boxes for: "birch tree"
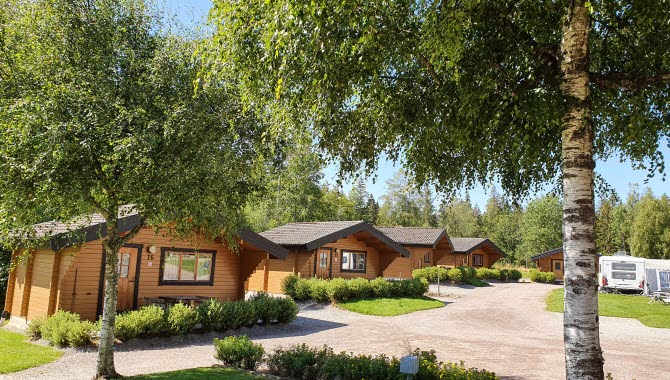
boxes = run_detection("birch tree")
[0,1,272,378]
[206,1,670,378]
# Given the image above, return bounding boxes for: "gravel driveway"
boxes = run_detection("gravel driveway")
[4,282,669,380]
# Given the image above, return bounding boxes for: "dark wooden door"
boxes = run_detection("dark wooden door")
[316,249,331,279]
[116,246,138,312]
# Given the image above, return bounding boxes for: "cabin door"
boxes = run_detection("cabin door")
[316,248,332,279]
[116,246,139,312]
[551,259,564,281]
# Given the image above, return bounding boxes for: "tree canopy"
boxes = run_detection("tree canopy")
[0,0,274,377]
[206,0,670,198]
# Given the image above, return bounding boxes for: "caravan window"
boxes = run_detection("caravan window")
[612,271,636,280]
[660,271,670,289]
[612,262,637,271]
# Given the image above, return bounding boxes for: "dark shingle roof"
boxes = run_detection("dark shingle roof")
[260,221,410,257]
[375,227,447,248]
[451,237,507,257]
[531,247,562,261]
[18,206,288,259]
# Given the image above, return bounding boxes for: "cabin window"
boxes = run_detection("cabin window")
[424,252,431,263]
[341,251,366,272]
[472,254,484,266]
[118,253,131,278]
[160,249,216,285]
[319,252,328,268]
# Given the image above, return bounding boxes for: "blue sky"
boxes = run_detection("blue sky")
[166,0,669,208]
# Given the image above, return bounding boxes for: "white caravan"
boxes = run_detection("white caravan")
[599,255,646,293]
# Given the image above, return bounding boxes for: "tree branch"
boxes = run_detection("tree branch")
[120,216,147,245]
[590,72,670,91]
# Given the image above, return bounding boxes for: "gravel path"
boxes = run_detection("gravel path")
[4,282,669,380]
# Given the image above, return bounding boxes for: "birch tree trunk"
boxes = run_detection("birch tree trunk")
[95,216,122,379]
[560,1,604,379]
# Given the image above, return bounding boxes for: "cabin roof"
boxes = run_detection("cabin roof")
[17,206,289,259]
[260,221,411,257]
[451,237,507,257]
[375,227,452,250]
[530,247,563,261]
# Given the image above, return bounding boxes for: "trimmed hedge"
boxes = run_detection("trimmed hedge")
[530,270,556,283]
[414,266,522,283]
[281,275,429,302]
[30,295,299,346]
[265,343,499,380]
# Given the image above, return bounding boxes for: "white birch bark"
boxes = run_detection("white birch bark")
[560,1,604,379]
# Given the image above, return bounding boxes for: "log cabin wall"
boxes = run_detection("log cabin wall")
[5,227,247,322]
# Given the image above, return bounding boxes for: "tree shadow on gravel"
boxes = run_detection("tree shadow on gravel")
[114,316,346,353]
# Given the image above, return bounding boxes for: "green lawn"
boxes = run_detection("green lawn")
[127,367,264,380]
[337,296,444,316]
[546,289,670,328]
[0,329,62,374]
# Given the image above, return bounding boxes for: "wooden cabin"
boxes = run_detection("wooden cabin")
[375,227,455,278]
[531,247,600,281]
[440,238,506,268]
[245,221,411,293]
[3,211,288,324]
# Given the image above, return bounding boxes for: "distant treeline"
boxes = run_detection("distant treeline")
[244,146,670,263]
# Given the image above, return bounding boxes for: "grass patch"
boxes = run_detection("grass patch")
[546,289,670,328]
[127,367,265,380]
[0,329,62,374]
[337,296,444,316]
[464,277,489,287]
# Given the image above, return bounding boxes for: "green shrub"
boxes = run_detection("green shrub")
[530,270,556,283]
[347,277,372,299]
[294,278,313,301]
[499,269,509,281]
[67,320,96,347]
[266,344,334,380]
[198,299,226,332]
[370,277,393,298]
[397,278,429,296]
[214,335,264,371]
[413,267,451,283]
[249,292,298,325]
[447,268,463,282]
[115,305,166,341]
[40,310,94,347]
[476,268,501,280]
[458,266,477,280]
[267,344,498,380]
[328,278,350,301]
[167,303,199,335]
[281,274,300,298]
[223,300,257,329]
[310,279,330,303]
[275,297,299,324]
[509,269,523,281]
[249,292,279,325]
[27,316,45,340]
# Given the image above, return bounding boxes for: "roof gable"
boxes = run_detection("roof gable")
[530,247,563,261]
[260,221,411,257]
[375,227,450,249]
[451,237,507,257]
